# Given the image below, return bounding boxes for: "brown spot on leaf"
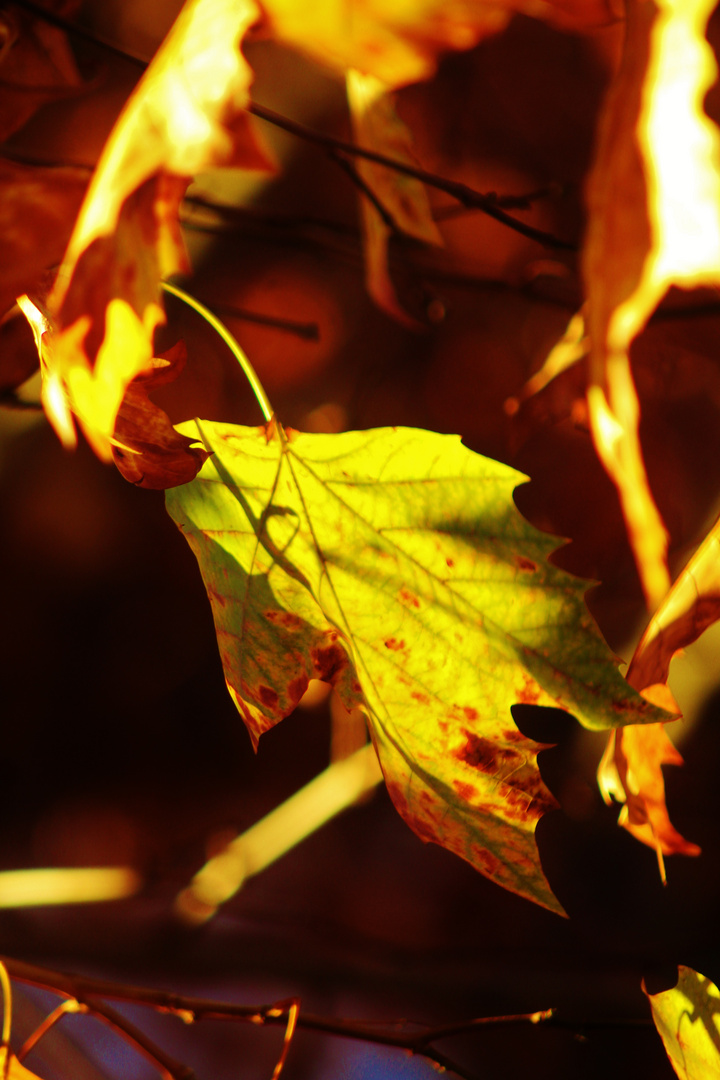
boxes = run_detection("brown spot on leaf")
[264,610,302,630]
[384,637,405,651]
[398,588,420,608]
[258,685,279,709]
[446,557,455,568]
[463,706,479,722]
[311,640,348,682]
[453,780,477,802]
[515,556,538,573]
[411,690,430,705]
[471,847,502,877]
[456,732,522,773]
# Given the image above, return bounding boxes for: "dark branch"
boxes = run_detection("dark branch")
[12,0,575,253]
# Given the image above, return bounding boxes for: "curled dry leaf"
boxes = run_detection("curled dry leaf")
[346,69,442,326]
[43,0,272,460]
[596,518,720,868]
[598,721,700,879]
[112,342,210,490]
[646,966,720,1080]
[583,0,720,609]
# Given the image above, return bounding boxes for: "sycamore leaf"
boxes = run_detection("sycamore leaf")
[646,966,720,1080]
[583,0,720,608]
[44,0,272,460]
[259,0,617,88]
[112,342,211,489]
[166,422,666,913]
[0,2,82,142]
[346,69,442,326]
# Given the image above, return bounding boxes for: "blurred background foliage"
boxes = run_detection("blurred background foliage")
[3,2,720,1077]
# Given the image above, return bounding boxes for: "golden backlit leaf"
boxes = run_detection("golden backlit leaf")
[112,342,211,489]
[646,966,720,1080]
[44,0,273,459]
[584,0,720,609]
[346,69,442,325]
[260,0,618,88]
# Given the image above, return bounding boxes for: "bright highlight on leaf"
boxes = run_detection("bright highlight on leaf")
[646,966,720,1080]
[167,421,666,913]
[41,0,272,459]
[583,0,720,610]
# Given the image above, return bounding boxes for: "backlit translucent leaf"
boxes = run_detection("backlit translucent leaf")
[166,422,665,913]
[43,0,272,459]
[583,0,720,607]
[0,1048,43,1080]
[646,966,720,1080]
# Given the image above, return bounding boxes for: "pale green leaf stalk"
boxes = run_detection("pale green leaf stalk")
[166,421,666,914]
[646,966,720,1079]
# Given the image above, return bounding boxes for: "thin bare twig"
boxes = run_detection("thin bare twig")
[0,956,560,1080]
[12,0,575,253]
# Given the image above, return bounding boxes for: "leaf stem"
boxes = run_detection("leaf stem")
[161,281,274,423]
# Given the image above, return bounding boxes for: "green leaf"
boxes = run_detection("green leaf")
[166,421,665,913]
[646,966,720,1080]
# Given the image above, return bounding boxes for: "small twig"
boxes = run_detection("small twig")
[328,150,399,231]
[17,1000,85,1063]
[248,103,575,251]
[80,997,196,1080]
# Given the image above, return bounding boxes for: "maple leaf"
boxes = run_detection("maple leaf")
[42,0,272,459]
[166,421,666,913]
[112,342,211,489]
[583,0,720,608]
[646,966,720,1080]
[346,69,442,325]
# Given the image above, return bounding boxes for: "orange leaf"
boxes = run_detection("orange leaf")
[627,515,720,690]
[584,0,720,609]
[598,721,700,879]
[43,0,273,459]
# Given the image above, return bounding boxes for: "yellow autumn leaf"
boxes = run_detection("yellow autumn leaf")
[346,68,442,324]
[584,0,720,609]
